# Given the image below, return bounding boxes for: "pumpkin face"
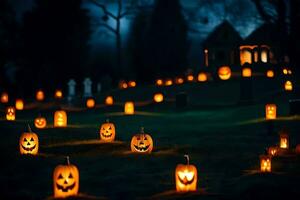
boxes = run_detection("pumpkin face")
[105,96,114,105]
[266,70,274,78]
[86,98,95,108]
[197,73,207,82]
[242,67,252,77]
[53,163,79,198]
[15,99,24,110]
[124,101,134,115]
[260,155,271,172]
[19,132,39,155]
[175,155,197,192]
[268,146,278,157]
[265,104,276,120]
[34,117,47,129]
[128,81,136,87]
[119,80,128,89]
[130,132,153,154]
[99,121,116,142]
[283,68,288,75]
[156,79,163,86]
[284,80,293,91]
[187,75,194,82]
[54,110,67,127]
[165,79,173,86]
[6,107,15,121]
[36,90,45,101]
[218,66,231,80]
[55,90,63,99]
[153,93,164,103]
[1,92,9,103]
[175,77,184,84]
[279,134,289,149]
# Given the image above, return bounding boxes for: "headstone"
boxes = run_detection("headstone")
[67,79,76,102]
[97,82,102,93]
[176,92,188,108]
[83,77,92,97]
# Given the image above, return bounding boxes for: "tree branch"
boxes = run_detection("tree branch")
[90,0,117,20]
[98,23,117,34]
[251,0,275,23]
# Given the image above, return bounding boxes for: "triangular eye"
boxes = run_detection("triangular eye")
[102,127,105,130]
[68,173,73,179]
[58,174,63,179]
[23,138,27,142]
[136,137,140,140]
[30,137,34,141]
[144,137,148,140]
[108,126,112,130]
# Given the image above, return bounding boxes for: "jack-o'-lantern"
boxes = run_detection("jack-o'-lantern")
[130,127,153,153]
[34,116,47,129]
[36,90,45,101]
[19,125,39,155]
[175,155,197,192]
[165,79,173,86]
[260,155,271,172]
[242,67,252,77]
[265,104,276,120]
[187,75,194,82]
[153,93,164,103]
[119,80,128,89]
[105,96,114,105]
[266,70,274,78]
[284,80,293,91]
[128,81,136,87]
[54,110,67,127]
[288,69,292,75]
[86,98,95,108]
[175,77,184,84]
[268,146,278,157]
[124,101,134,115]
[197,73,207,82]
[156,79,163,86]
[53,156,79,198]
[283,68,288,75]
[99,119,115,142]
[6,106,15,121]
[279,133,289,149]
[218,66,231,80]
[55,90,63,99]
[1,92,9,103]
[15,99,24,110]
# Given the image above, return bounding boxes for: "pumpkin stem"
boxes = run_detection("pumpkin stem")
[66,156,70,165]
[106,119,109,123]
[27,124,32,132]
[140,127,144,133]
[184,154,190,165]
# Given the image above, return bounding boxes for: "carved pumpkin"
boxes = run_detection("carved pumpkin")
[265,104,276,120]
[288,69,292,75]
[53,157,79,198]
[130,127,153,154]
[268,146,278,157]
[197,73,207,82]
[15,99,24,110]
[124,101,134,115]
[175,155,197,192]
[55,90,63,99]
[156,79,163,86]
[187,75,194,82]
[99,119,116,142]
[153,93,164,103]
[1,92,9,103]
[19,125,39,155]
[128,81,136,87]
[36,90,45,101]
[279,133,289,149]
[284,80,293,91]
[283,68,288,75]
[34,117,47,129]
[105,96,114,106]
[266,70,274,78]
[260,155,271,172]
[218,66,231,80]
[119,80,128,89]
[86,98,95,108]
[165,79,173,86]
[6,106,15,121]
[242,67,252,77]
[54,110,67,127]
[175,77,184,84]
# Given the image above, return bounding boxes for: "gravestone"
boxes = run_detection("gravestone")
[83,78,92,97]
[67,79,76,102]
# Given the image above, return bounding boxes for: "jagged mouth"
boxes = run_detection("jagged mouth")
[177,175,195,185]
[101,132,113,138]
[56,182,76,192]
[134,144,150,152]
[21,144,36,152]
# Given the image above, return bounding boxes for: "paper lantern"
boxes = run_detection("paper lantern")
[268,146,278,157]
[175,155,197,192]
[130,127,153,154]
[265,104,276,120]
[34,117,47,129]
[187,75,194,82]
[55,90,63,99]
[124,101,134,115]
[266,70,274,78]
[53,157,79,198]
[284,80,293,91]
[165,79,173,86]
[86,98,95,108]
[197,73,207,82]
[6,106,15,121]
[36,90,45,101]
[105,96,114,106]
[218,66,231,80]
[153,93,164,103]
[128,81,136,87]
[99,119,115,142]
[279,133,289,149]
[54,110,67,127]
[175,77,184,84]
[1,92,9,103]
[260,155,271,172]
[242,67,252,77]
[19,125,39,155]
[15,99,24,110]
[156,79,163,86]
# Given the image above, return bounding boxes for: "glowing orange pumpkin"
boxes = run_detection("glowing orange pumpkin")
[99,119,116,142]
[130,127,153,154]
[124,101,134,115]
[128,81,136,87]
[153,93,164,103]
[265,104,276,120]
[175,155,197,192]
[6,106,15,121]
[34,117,47,129]
[197,73,207,82]
[53,157,79,198]
[36,90,45,101]
[242,67,252,77]
[165,79,173,86]
[260,155,271,172]
[284,80,293,91]
[55,90,63,99]
[283,68,288,75]
[156,79,163,86]
[19,125,39,155]
[268,146,278,157]
[218,66,231,80]
[187,75,194,82]
[266,70,274,78]
[1,92,9,103]
[15,99,24,110]
[175,77,184,84]
[279,133,289,149]
[86,98,95,108]
[105,96,114,105]
[54,110,67,127]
